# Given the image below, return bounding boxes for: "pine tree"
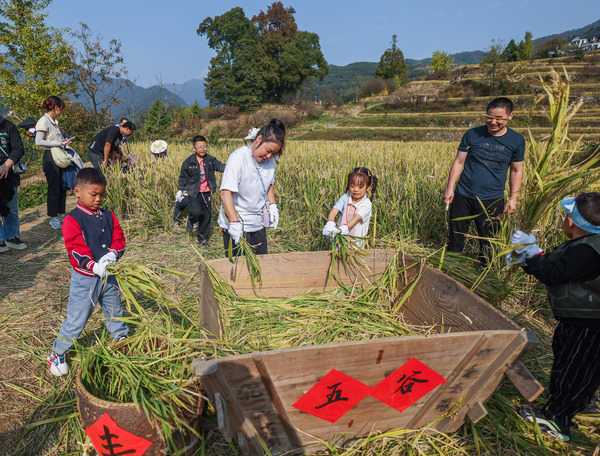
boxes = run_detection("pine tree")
[375,35,408,86]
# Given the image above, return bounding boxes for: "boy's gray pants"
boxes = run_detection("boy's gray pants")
[52,270,128,355]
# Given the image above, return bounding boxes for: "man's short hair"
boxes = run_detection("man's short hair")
[121,121,136,131]
[75,168,107,188]
[577,192,600,226]
[193,135,207,145]
[487,97,513,114]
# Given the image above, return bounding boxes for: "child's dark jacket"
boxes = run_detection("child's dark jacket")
[62,202,126,277]
[523,234,600,319]
[178,154,225,195]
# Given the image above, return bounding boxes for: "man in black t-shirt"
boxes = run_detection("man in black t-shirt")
[443,97,525,265]
[87,121,136,169]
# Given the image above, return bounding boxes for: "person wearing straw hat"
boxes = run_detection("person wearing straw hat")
[507,192,600,442]
[150,139,168,159]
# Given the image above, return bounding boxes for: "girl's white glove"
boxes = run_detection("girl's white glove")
[322,221,339,238]
[175,190,183,202]
[340,225,350,236]
[269,204,279,229]
[228,222,243,244]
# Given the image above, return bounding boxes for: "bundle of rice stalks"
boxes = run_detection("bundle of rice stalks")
[518,68,600,234]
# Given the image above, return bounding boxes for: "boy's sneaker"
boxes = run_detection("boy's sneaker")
[6,236,27,250]
[114,334,127,342]
[49,217,62,230]
[173,220,180,228]
[0,242,8,253]
[47,352,69,377]
[518,406,571,442]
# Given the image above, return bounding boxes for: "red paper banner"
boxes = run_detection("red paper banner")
[85,413,153,456]
[292,369,372,423]
[369,357,447,412]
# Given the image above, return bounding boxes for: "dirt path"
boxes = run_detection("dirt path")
[0,197,76,448]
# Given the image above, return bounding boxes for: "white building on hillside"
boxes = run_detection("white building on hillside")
[571,29,600,50]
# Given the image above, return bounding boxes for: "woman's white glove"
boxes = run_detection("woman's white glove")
[175,190,183,202]
[92,262,108,278]
[322,221,339,238]
[99,252,117,265]
[340,225,350,236]
[269,204,279,229]
[228,222,243,244]
[510,230,542,258]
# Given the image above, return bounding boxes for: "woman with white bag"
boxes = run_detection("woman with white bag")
[35,96,72,230]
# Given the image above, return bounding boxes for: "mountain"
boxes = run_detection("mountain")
[534,19,600,44]
[81,79,188,121]
[172,79,209,107]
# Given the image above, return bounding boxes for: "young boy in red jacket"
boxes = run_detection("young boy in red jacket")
[47,168,128,376]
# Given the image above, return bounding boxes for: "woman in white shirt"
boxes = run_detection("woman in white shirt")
[35,96,72,230]
[218,122,285,255]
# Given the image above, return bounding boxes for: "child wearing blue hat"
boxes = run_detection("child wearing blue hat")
[507,192,600,442]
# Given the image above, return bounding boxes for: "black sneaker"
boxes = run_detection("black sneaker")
[0,241,8,253]
[518,406,571,442]
[6,236,27,250]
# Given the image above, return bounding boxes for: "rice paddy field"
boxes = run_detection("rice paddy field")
[1,74,600,455]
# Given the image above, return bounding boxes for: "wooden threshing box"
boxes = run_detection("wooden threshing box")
[192,250,542,455]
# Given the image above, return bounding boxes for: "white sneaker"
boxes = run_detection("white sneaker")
[0,242,8,253]
[49,217,62,230]
[47,352,69,376]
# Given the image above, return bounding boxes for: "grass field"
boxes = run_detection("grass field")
[2,132,600,455]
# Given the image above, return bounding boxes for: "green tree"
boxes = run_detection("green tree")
[0,0,74,118]
[517,31,534,60]
[69,23,131,130]
[502,39,519,62]
[144,98,172,137]
[536,37,569,58]
[375,35,408,86]
[252,2,328,102]
[430,50,454,75]
[197,7,265,110]
[480,41,506,95]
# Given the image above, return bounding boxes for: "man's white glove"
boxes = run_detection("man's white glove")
[175,190,183,202]
[99,251,117,265]
[92,261,108,278]
[322,221,339,238]
[510,230,542,258]
[228,222,243,244]
[340,225,350,236]
[269,204,279,229]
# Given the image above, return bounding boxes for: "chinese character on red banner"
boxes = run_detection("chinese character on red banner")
[85,413,153,456]
[292,369,372,423]
[370,357,447,412]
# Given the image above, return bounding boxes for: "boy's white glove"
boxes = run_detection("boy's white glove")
[92,261,108,278]
[322,221,339,238]
[228,222,243,244]
[99,251,117,265]
[505,251,527,267]
[340,225,350,236]
[175,190,183,202]
[269,204,279,229]
[510,230,543,258]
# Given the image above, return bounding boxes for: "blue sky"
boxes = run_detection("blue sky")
[44,0,599,87]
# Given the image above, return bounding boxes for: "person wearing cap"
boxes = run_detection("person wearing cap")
[507,192,600,442]
[150,140,168,159]
[177,135,225,246]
